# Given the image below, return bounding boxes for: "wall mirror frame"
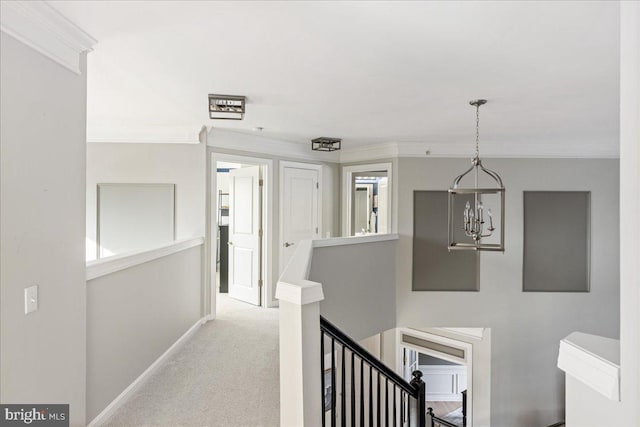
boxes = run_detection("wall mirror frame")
[341,162,393,237]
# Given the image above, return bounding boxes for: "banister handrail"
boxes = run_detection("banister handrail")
[320,315,417,396]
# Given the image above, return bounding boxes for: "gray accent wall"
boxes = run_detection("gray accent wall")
[0,33,88,425]
[309,240,397,341]
[396,158,619,427]
[86,245,203,421]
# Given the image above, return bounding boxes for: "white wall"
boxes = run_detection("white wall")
[86,244,203,421]
[395,158,620,427]
[0,33,88,425]
[86,142,206,259]
[618,1,639,424]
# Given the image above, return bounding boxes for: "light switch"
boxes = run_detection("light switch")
[24,285,38,314]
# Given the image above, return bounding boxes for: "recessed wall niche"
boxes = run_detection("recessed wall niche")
[413,191,479,291]
[523,191,591,292]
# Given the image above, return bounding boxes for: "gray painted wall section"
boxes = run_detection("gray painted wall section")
[396,158,619,427]
[0,33,88,425]
[86,245,203,421]
[309,240,396,341]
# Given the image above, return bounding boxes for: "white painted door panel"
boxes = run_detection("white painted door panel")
[281,166,319,273]
[229,166,261,306]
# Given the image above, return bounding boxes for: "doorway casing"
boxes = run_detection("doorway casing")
[207,150,275,318]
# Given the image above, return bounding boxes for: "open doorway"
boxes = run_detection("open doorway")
[403,348,468,426]
[399,328,475,427]
[342,163,392,237]
[209,153,274,316]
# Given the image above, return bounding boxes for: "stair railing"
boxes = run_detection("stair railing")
[320,316,426,427]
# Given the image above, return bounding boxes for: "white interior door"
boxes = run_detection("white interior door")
[228,166,261,306]
[281,166,320,273]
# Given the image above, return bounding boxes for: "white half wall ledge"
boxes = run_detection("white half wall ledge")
[313,233,399,248]
[86,237,204,281]
[558,332,620,401]
[0,0,96,74]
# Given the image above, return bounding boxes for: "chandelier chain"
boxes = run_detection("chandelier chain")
[475,104,480,157]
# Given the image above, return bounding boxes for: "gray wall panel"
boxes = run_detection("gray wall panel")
[413,191,479,291]
[523,191,590,292]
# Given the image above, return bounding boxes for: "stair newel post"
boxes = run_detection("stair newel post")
[411,370,426,427]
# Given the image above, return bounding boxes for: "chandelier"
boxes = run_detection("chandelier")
[448,99,505,252]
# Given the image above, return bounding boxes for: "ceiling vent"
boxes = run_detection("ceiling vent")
[311,137,341,152]
[208,94,246,120]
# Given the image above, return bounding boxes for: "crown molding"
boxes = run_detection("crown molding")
[0,0,96,74]
[207,127,341,162]
[339,140,619,163]
[87,125,201,144]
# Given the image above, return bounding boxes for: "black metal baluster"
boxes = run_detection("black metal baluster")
[351,352,355,427]
[407,395,411,426]
[377,371,381,427]
[369,365,373,427]
[360,359,364,427]
[385,379,389,427]
[331,338,336,427]
[393,386,396,427]
[321,331,325,427]
[341,345,346,427]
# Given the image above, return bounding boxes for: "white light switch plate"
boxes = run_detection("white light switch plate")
[25,285,38,314]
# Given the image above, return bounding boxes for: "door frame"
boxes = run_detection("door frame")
[342,162,393,237]
[279,160,323,275]
[208,150,275,317]
[397,328,474,427]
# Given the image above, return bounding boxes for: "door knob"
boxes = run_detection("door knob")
[283,242,295,248]
[228,241,233,246]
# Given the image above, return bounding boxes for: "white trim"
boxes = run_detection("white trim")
[87,126,201,145]
[87,318,204,427]
[208,127,340,162]
[86,237,204,281]
[313,233,398,248]
[558,332,620,401]
[339,141,619,163]
[0,0,96,74]
[342,162,393,236]
[431,328,486,341]
[279,161,323,275]
[209,152,275,308]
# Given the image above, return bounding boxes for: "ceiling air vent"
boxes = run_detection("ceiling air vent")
[311,137,341,152]
[208,94,246,120]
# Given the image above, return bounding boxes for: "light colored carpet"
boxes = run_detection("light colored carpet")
[103,294,280,427]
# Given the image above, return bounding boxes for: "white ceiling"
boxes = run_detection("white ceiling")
[50,1,620,156]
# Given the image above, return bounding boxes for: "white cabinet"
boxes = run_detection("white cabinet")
[421,365,467,401]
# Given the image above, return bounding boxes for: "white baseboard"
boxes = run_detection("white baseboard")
[87,318,204,427]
